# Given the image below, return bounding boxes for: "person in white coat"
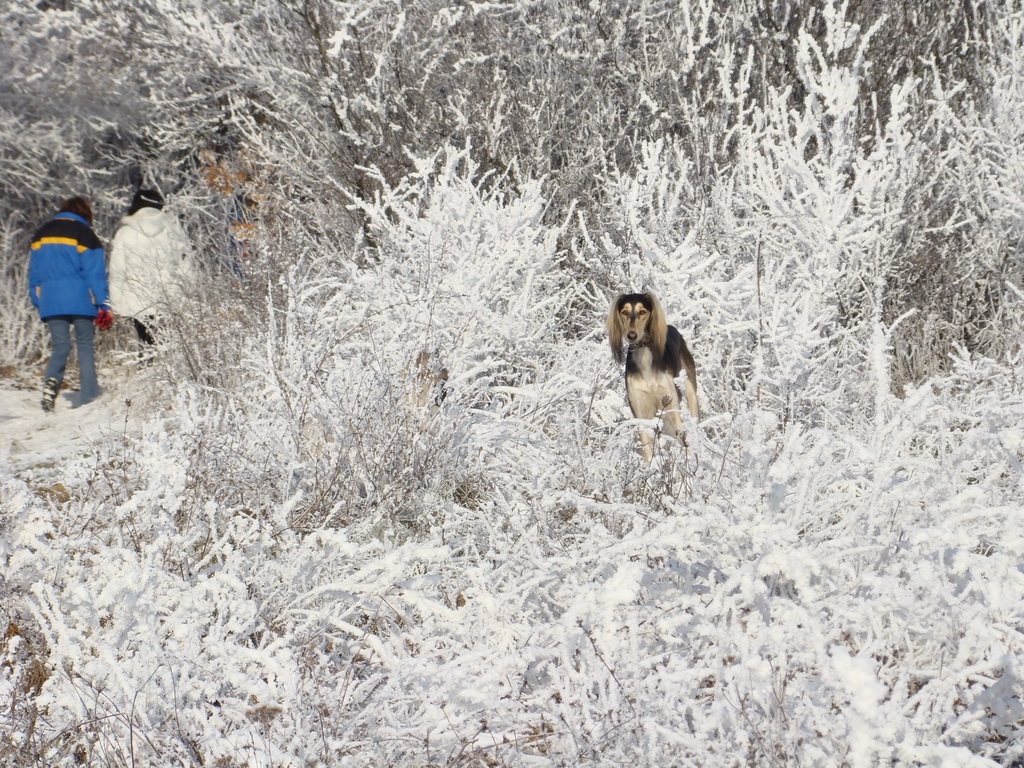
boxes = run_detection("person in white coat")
[108,189,196,345]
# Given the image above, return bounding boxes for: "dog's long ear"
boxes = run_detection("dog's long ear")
[606,295,626,364]
[645,292,668,357]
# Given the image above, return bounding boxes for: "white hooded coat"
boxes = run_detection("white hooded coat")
[108,207,196,319]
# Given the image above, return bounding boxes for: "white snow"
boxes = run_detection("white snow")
[3,4,1024,766]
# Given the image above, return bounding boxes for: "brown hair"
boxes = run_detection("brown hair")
[606,292,669,363]
[58,196,93,225]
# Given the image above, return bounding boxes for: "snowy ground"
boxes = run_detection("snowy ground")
[1,361,138,482]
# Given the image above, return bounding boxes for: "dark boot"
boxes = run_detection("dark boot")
[41,377,60,412]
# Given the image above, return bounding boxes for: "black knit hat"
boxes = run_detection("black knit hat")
[128,188,164,215]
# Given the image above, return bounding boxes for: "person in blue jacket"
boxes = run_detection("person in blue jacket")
[28,197,111,411]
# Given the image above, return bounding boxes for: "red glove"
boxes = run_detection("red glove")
[95,309,113,330]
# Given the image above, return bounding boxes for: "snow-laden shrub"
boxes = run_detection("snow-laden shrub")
[0,213,47,368]
[196,146,601,539]
[4,338,1023,766]
[5,2,1024,758]
[5,133,1024,767]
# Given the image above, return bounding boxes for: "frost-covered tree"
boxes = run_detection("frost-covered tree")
[3,3,1024,765]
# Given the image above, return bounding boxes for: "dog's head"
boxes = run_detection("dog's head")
[606,292,667,363]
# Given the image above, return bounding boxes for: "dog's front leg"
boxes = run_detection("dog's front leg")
[662,413,686,445]
[638,429,655,462]
[683,376,699,421]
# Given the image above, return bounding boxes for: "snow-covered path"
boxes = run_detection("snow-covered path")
[0,368,136,481]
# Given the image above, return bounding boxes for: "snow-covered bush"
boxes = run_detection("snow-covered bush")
[5,136,1024,766]
[4,2,1024,767]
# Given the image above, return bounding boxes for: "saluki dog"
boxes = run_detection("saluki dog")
[607,292,699,460]
[408,349,449,415]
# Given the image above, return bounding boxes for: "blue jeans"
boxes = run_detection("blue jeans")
[44,315,98,405]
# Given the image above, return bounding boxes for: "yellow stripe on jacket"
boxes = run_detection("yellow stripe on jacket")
[31,237,87,253]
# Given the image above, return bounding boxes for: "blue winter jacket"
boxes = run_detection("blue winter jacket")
[28,212,110,319]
